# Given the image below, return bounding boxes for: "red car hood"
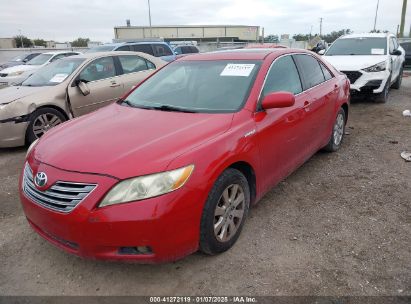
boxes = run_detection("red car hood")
[33,103,233,179]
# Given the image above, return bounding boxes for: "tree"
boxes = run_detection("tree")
[322,29,352,43]
[264,34,279,43]
[14,35,33,48]
[71,38,90,47]
[33,38,47,47]
[292,34,313,41]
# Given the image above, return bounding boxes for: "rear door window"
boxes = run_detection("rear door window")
[116,45,131,51]
[293,54,325,89]
[132,44,154,56]
[262,55,303,97]
[152,44,173,57]
[118,55,149,74]
[79,56,116,82]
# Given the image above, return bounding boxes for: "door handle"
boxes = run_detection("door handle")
[303,101,310,108]
[110,82,121,88]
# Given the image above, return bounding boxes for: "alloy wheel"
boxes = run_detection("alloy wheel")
[32,113,63,138]
[333,113,345,146]
[214,184,245,242]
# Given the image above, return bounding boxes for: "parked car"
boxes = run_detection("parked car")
[0,51,164,147]
[20,48,349,263]
[0,53,42,71]
[87,42,176,62]
[173,45,200,55]
[399,41,411,68]
[322,33,405,103]
[0,51,81,88]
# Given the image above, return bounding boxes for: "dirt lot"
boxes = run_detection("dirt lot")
[0,76,410,296]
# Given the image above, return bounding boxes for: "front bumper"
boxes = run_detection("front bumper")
[0,120,28,147]
[344,70,390,94]
[19,160,203,263]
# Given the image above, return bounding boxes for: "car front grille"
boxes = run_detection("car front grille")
[0,73,7,77]
[341,71,362,84]
[22,163,96,213]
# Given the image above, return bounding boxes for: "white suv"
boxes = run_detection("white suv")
[322,33,405,103]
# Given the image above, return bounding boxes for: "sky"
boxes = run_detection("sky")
[0,0,409,42]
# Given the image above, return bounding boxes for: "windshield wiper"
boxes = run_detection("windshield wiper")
[151,105,197,113]
[121,100,197,113]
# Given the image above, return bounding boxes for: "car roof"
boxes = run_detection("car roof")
[179,48,308,61]
[42,51,79,55]
[100,41,168,47]
[340,33,393,39]
[61,51,165,67]
[68,51,152,59]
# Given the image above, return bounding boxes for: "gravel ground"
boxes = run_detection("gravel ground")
[0,76,410,296]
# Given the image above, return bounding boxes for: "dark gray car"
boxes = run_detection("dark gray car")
[0,53,42,71]
[400,42,411,68]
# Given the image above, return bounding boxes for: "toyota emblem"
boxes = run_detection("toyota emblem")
[34,172,48,188]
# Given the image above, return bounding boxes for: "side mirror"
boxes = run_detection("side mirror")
[318,49,325,55]
[23,59,28,63]
[77,81,90,96]
[391,49,402,56]
[261,91,295,110]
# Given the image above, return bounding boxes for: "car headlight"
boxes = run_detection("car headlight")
[26,139,39,158]
[362,61,386,73]
[99,164,195,207]
[7,71,25,77]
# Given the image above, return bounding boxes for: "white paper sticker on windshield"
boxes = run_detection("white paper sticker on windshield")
[371,48,384,55]
[49,73,68,83]
[220,64,255,77]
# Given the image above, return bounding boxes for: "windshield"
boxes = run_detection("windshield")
[86,45,116,53]
[123,60,261,113]
[326,38,387,56]
[21,58,85,87]
[27,54,53,65]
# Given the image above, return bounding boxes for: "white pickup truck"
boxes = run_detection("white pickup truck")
[322,33,405,103]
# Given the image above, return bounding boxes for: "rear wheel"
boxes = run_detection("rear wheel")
[26,108,66,144]
[199,168,250,255]
[323,107,346,152]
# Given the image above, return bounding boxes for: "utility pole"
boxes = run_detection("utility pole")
[18,29,24,48]
[399,0,407,37]
[319,18,323,37]
[147,0,152,38]
[373,0,380,32]
[309,25,313,41]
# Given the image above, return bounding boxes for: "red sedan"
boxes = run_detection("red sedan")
[20,49,350,263]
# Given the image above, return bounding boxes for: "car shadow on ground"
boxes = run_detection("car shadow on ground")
[0,146,26,155]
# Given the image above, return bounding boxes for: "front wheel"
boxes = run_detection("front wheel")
[323,107,346,152]
[375,76,391,103]
[391,67,403,89]
[199,168,250,255]
[26,108,66,144]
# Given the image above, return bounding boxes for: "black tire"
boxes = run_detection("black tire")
[391,67,403,89]
[323,107,346,152]
[199,168,250,255]
[375,76,391,103]
[26,108,66,145]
